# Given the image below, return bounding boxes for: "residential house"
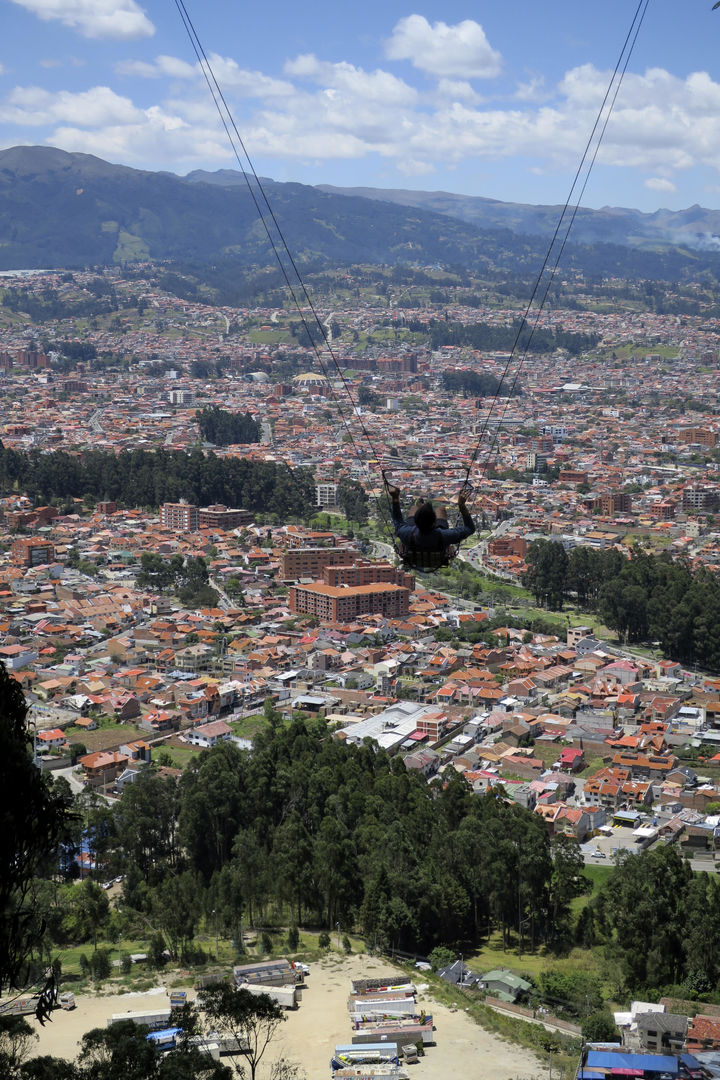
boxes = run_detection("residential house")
[558,747,586,772]
[635,1012,688,1053]
[36,728,67,752]
[186,719,232,748]
[437,960,481,988]
[687,1015,720,1053]
[78,750,129,786]
[479,968,532,1003]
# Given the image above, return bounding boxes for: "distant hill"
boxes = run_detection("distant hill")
[2,146,720,280]
[316,183,720,254]
[0,145,502,271]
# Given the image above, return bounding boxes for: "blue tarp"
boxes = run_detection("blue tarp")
[147,1028,182,1043]
[585,1051,679,1074]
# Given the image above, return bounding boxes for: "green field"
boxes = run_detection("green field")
[155,744,202,769]
[229,714,270,740]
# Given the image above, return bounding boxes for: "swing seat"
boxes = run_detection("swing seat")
[399,543,458,573]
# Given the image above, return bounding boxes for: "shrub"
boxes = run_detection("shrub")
[318,932,330,950]
[149,933,167,969]
[428,946,455,972]
[287,925,299,951]
[91,949,112,981]
[582,1012,618,1043]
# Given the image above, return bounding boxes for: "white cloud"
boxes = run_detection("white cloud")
[645,177,677,193]
[284,53,416,106]
[1,85,141,127]
[384,15,501,79]
[203,54,294,98]
[8,30,720,195]
[115,55,196,80]
[7,0,154,40]
[557,64,720,173]
[515,76,548,103]
[115,52,294,99]
[435,79,480,103]
[396,156,435,176]
[49,121,228,168]
[114,59,159,79]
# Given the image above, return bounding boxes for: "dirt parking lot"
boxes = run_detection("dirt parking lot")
[32,953,544,1078]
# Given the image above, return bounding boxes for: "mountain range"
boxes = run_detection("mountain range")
[2,145,720,278]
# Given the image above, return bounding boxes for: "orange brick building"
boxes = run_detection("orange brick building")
[11,537,55,567]
[288,582,410,622]
[279,547,355,581]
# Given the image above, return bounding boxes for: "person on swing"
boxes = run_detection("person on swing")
[387,484,476,558]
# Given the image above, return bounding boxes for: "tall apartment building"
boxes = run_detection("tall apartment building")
[541,424,566,443]
[559,470,589,484]
[11,537,55,567]
[324,561,414,590]
[198,505,252,530]
[279,547,356,581]
[676,427,718,448]
[160,502,250,532]
[594,492,632,516]
[288,582,410,622]
[315,482,339,508]
[167,388,195,405]
[0,349,50,370]
[683,486,720,512]
[160,502,200,531]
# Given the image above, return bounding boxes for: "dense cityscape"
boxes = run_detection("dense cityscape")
[4,259,720,1079]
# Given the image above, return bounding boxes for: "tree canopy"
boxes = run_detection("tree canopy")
[0,664,75,994]
[195,406,260,446]
[0,446,313,518]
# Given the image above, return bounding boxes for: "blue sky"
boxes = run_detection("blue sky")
[2,0,720,212]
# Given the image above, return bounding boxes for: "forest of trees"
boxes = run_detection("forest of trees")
[0,446,313,518]
[441,368,520,398]
[415,317,600,356]
[48,720,584,960]
[523,539,720,670]
[195,406,261,446]
[336,478,369,524]
[16,713,720,1009]
[1,279,119,323]
[586,845,720,998]
[135,553,217,608]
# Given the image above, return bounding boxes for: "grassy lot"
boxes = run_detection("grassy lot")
[229,714,269,740]
[528,742,565,767]
[57,920,346,994]
[578,755,610,779]
[64,724,146,754]
[580,864,613,895]
[247,329,291,344]
[463,928,601,983]
[155,744,202,770]
[66,713,126,734]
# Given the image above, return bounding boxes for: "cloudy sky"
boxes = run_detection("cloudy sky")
[2,0,720,212]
